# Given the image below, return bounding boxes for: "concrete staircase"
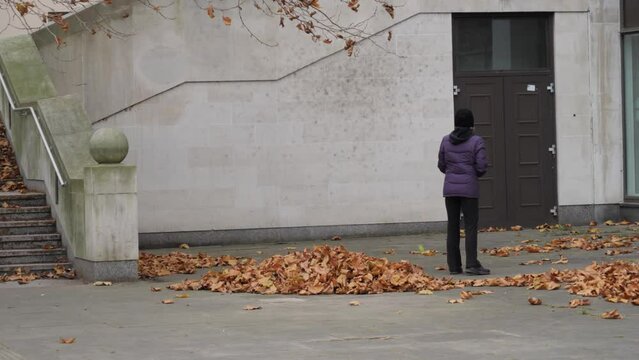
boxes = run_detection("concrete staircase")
[0,192,69,273]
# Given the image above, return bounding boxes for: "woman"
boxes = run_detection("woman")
[437,108,490,276]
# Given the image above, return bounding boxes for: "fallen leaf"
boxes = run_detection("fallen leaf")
[601,309,623,319]
[161,299,175,304]
[460,291,474,300]
[223,16,232,26]
[528,297,542,305]
[59,337,75,344]
[331,236,342,241]
[383,249,395,255]
[417,289,433,295]
[349,300,360,306]
[589,220,598,226]
[511,225,523,231]
[93,281,112,286]
[179,243,190,249]
[604,220,615,226]
[552,255,569,264]
[151,287,162,292]
[448,299,464,304]
[387,31,392,41]
[434,265,446,271]
[569,299,591,308]
[175,293,190,299]
[243,305,262,311]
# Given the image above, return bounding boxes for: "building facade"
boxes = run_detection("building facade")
[26,0,628,246]
[623,1,639,207]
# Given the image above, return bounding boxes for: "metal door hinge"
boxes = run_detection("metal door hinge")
[548,144,556,156]
[547,82,555,93]
[550,206,558,217]
[453,85,460,96]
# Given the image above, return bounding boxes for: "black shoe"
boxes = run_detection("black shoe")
[465,266,490,276]
[449,269,463,275]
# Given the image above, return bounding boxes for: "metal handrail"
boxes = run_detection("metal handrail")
[0,72,67,187]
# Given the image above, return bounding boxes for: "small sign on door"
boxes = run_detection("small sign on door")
[527,84,537,92]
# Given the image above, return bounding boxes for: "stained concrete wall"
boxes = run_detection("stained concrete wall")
[31,0,625,235]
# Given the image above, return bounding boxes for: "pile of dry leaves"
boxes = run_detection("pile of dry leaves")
[481,234,639,257]
[0,121,26,193]
[0,265,75,284]
[138,252,245,278]
[461,260,639,305]
[168,245,459,295]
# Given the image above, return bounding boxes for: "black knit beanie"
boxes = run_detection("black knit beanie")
[455,109,474,128]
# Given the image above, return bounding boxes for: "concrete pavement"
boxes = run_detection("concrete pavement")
[1,226,638,359]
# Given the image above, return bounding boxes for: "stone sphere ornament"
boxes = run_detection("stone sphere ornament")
[89,128,129,164]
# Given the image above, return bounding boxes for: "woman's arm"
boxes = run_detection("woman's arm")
[438,140,446,174]
[475,138,488,177]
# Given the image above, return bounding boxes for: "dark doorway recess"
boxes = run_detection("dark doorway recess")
[453,14,558,227]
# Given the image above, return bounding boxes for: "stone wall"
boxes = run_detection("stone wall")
[31,0,625,237]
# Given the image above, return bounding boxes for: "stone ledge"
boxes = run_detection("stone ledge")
[74,258,138,282]
[139,221,448,249]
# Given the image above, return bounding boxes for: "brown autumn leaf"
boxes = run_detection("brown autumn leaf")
[448,299,464,304]
[589,220,598,226]
[460,291,474,300]
[206,5,215,19]
[323,38,332,44]
[344,39,356,56]
[387,31,392,41]
[151,287,162,292]
[383,249,395,255]
[601,309,623,319]
[604,220,615,226]
[349,300,360,306]
[528,297,542,305]
[383,3,395,18]
[417,289,433,295]
[569,299,590,308]
[93,281,112,286]
[179,243,190,249]
[161,299,175,304]
[434,265,446,271]
[331,236,342,241]
[59,337,76,344]
[605,249,634,256]
[223,16,232,26]
[552,255,569,264]
[175,293,190,299]
[511,225,523,231]
[347,0,359,12]
[244,305,262,311]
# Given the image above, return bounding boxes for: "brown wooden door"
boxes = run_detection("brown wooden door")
[503,75,557,226]
[454,75,557,227]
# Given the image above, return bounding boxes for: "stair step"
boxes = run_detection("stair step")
[0,206,51,221]
[0,248,67,265]
[0,233,62,249]
[0,262,71,274]
[0,193,47,207]
[0,219,56,236]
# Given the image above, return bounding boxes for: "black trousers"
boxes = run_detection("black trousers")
[445,197,480,270]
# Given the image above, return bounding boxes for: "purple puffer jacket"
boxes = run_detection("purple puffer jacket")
[437,129,488,198]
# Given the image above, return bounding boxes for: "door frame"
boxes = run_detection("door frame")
[452,13,558,226]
